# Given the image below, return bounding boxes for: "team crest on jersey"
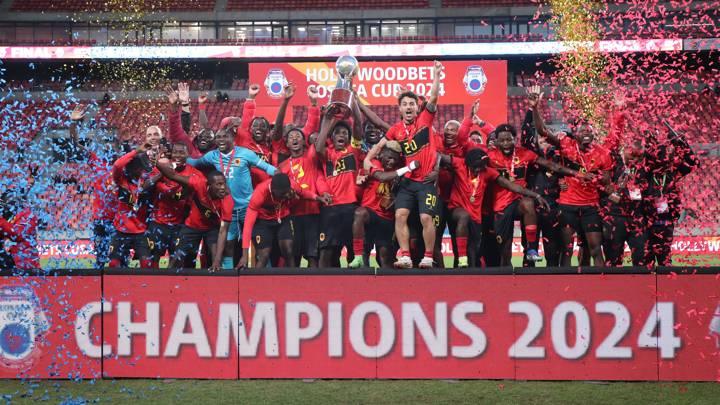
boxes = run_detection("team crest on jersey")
[233,158,242,166]
[255,235,262,244]
[463,65,488,96]
[264,69,288,99]
[319,233,326,242]
[0,286,50,370]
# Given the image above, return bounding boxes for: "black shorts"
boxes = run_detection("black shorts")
[108,231,152,264]
[365,209,395,249]
[253,218,293,250]
[319,203,356,249]
[395,178,439,217]
[147,222,182,260]
[173,225,219,266]
[291,214,319,259]
[493,199,521,245]
[558,204,602,234]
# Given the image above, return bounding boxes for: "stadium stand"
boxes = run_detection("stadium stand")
[226,0,427,11]
[10,0,216,12]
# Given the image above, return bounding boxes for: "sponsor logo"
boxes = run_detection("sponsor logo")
[0,286,49,370]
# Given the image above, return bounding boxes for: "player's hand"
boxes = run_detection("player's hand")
[609,192,621,204]
[355,172,368,185]
[70,104,87,121]
[307,85,319,106]
[423,168,439,184]
[526,85,543,109]
[534,195,550,211]
[470,99,481,117]
[317,193,333,205]
[165,85,179,105]
[432,60,444,77]
[394,84,408,97]
[554,131,567,141]
[198,91,208,105]
[248,84,260,99]
[472,114,485,127]
[209,260,221,273]
[283,83,296,100]
[559,179,568,191]
[577,171,595,182]
[235,254,248,270]
[178,82,190,105]
[137,142,153,153]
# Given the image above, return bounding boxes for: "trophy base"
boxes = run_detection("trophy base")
[329,87,353,119]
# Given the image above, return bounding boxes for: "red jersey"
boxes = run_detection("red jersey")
[149,165,201,225]
[89,152,116,222]
[385,109,437,182]
[447,157,500,223]
[488,147,538,212]
[185,173,234,231]
[435,136,478,201]
[272,106,321,167]
[361,160,397,220]
[321,144,363,206]
[241,178,315,249]
[557,137,613,206]
[0,208,39,270]
[278,146,323,216]
[112,150,150,234]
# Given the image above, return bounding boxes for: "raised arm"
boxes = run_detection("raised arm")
[272,83,296,141]
[155,157,191,187]
[363,138,388,171]
[496,176,550,210]
[178,82,192,134]
[357,100,391,132]
[527,85,557,146]
[426,60,444,112]
[315,107,340,157]
[166,85,201,157]
[351,93,364,142]
[198,91,210,129]
[301,85,321,142]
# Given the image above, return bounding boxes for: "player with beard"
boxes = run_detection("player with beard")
[439,148,550,267]
[166,84,215,160]
[277,125,332,267]
[156,159,233,272]
[489,124,586,266]
[529,86,613,267]
[144,143,201,268]
[349,142,418,268]
[237,173,328,268]
[315,105,365,268]
[186,124,277,268]
[363,61,444,269]
[107,143,154,268]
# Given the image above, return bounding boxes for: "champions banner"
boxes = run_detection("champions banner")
[0,269,718,381]
[248,60,508,126]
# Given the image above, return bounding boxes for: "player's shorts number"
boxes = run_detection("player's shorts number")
[425,193,437,208]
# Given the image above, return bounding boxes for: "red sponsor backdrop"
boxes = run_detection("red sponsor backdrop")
[0,276,101,379]
[102,275,239,379]
[248,60,508,126]
[0,272,718,380]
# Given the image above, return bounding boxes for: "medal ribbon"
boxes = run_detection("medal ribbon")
[218,149,236,178]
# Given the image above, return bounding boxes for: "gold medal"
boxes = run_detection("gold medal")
[508,176,515,182]
[470,196,476,203]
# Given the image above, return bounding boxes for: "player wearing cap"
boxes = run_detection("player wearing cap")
[363,60,445,269]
